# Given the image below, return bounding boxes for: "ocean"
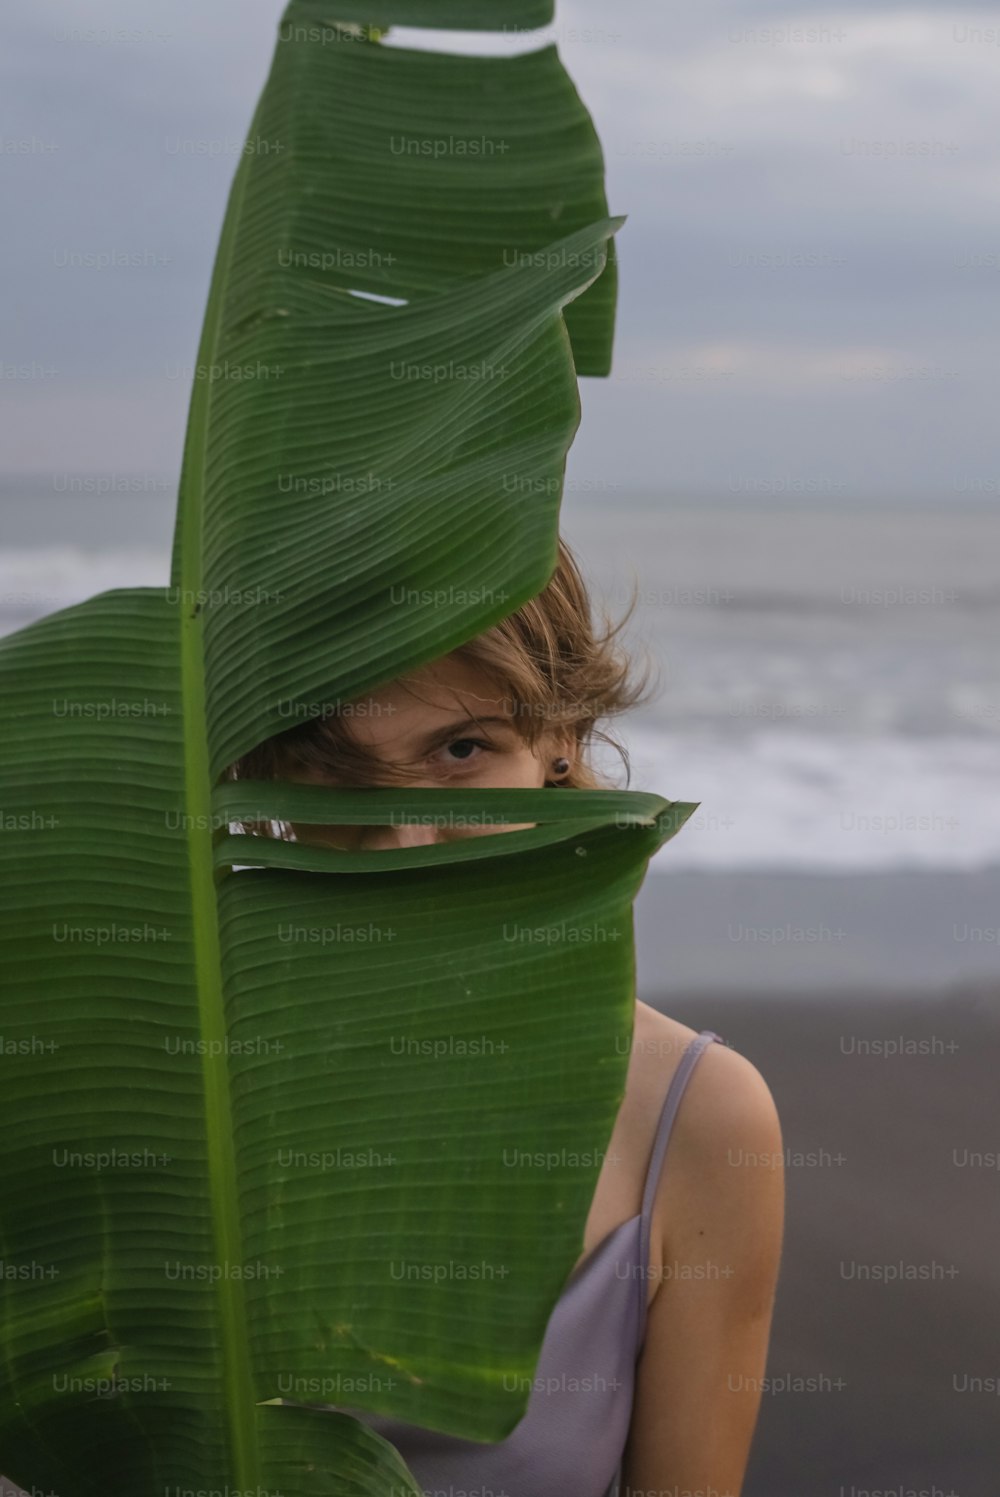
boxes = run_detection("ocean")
[4,482,998,884]
[562,494,1000,876]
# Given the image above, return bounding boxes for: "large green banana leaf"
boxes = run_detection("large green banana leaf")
[0,6,698,1493]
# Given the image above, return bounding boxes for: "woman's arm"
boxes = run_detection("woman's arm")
[621,1040,786,1494]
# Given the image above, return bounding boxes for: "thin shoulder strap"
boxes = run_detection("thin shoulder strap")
[637,1029,725,1294]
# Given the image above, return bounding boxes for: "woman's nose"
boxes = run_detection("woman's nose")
[357,820,443,850]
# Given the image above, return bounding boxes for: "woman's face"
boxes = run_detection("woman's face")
[286,652,573,851]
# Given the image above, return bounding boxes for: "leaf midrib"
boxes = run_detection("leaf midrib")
[176,101,263,1488]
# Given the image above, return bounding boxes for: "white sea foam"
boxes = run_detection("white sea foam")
[627,727,1000,873]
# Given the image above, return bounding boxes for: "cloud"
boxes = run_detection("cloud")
[2,0,998,500]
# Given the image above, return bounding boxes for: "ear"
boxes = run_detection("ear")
[542,728,576,781]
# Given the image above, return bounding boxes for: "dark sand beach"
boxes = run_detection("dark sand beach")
[655,981,1000,1496]
[631,870,999,1488]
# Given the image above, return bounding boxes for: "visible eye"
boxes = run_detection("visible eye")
[434,737,492,768]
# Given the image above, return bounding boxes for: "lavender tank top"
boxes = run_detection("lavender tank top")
[348,1028,726,1497]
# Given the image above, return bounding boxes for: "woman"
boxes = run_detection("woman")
[228,537,785,1497]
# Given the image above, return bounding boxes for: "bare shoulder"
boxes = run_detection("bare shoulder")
[632,1004,784,1297]
[616,1004,702,1168]
[669,1022,783,1173]
[623,1011,786,1488]
[629,1001,782,1158]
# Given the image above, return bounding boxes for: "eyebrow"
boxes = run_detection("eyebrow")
[414,715,514,753]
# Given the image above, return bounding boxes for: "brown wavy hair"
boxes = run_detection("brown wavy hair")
[225,535,655,836]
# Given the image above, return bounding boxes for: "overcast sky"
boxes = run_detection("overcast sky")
[2,0,999,503]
